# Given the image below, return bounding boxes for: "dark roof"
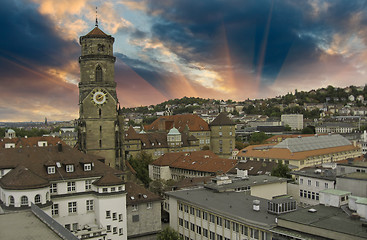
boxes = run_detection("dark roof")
[209,112,235,126]
[173,176,213,190]
[144,114,210,132]
[125,182,161,205]
[93,173,124,186]
[0,145,123,189]
[0,165,49,190]
[228,160,277,175]
[152,150,237,174]
[257,126,285,132]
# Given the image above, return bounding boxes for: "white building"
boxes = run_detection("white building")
[0,143,127,240]
[281,114,303,130]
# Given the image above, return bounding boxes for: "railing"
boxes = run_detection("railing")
[31,203,79,240]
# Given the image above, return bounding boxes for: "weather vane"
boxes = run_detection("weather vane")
[95,7,98,27]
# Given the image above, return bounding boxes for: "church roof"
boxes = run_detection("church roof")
[85,26,109,37]
[144,114,210,132]
[209,112,235,126]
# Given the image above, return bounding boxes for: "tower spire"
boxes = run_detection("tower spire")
[95,7,98,27]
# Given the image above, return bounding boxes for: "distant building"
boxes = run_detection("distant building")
[149,150,237,181]
[0,136,63,149]
[315,122,356,134]
[236,134,361,170]
[281,114,303,130]
[4,129,16,139]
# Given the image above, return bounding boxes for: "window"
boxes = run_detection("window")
[132,204,138,211]
[203,229,208,237]
[325,183,329,189]
[113,227,117,234]
[300,178,303,184]
[196,209,201,217]
[84,163,92,171]
[316,181,319,187]
[34,194,41,204]
[50,183,57,193]
[21,196,28,206]
[184,205,188,213]
[106,210,111,219]
[111,187,115,192]
[86,200,94,211]
[107,225,111,232]
[51,204,59,216]
[103,187,108,192]
[184,220,189,229]
[48,166,55,174]
[72,223,78,231]
[219,131,222,136]
[190,223,195,231]
[113,212,117,220]
[300,190,303,197]
[147,202,152,209]
[67,182,76,192]
[68,202,77,213]
[316,193,319,200]
[233,222,239,232]
[96,66,103,82]
[210,231,215,240]
[216,216,222,226]
[66,164,74,173]
[225,219,230,229]
[190,207,194,215]
[209,214,215,223]
[308,180,311,186]
[179,218,183,226]
[9,195,14,206]
[203,211,208,220]
[119,214,123,222]
[119,228,123,236]
[65,224,71,231]
[132,215,139,222]
[217,234,223,240]
[85,180,92,190]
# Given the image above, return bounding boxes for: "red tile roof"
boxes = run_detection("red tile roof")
[152,150,237,174]
[85,27,109,37]
[144,114,210,132]
[0,136,64,148]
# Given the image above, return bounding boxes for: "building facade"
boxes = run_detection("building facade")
[281,114,303,130]
[0,144,127,240]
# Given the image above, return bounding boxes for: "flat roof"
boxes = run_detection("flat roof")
[338,172,367,180]
[320,189,351,196]
[0,210,63,240]
[291,168,336,181]
[205,175,287,192]
[277,204,367,239]
[167,188,279,229]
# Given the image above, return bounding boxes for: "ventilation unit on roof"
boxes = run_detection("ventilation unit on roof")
[308,208,317,213]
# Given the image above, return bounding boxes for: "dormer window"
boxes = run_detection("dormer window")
[84,163,92,171]
[66,164,74,173]
[48,166,56,174]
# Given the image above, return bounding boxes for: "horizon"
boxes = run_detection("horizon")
[1,0,367,122]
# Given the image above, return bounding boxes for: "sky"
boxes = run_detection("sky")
[1,0,367,122]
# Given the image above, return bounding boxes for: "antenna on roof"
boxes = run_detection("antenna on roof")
[95,7,98,27]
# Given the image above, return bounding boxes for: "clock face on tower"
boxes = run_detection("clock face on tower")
[92,89,108,105]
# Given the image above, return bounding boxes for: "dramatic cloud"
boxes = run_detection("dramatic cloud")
[1,0,367,121]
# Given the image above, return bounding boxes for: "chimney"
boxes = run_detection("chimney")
[57,142,62,152]
[253,200,260,211]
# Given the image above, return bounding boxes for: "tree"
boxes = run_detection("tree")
[128,151,154,187]
[271,162,291,178]
[157,227,183,240]
[249,132,270,145]
[301,127,314,134]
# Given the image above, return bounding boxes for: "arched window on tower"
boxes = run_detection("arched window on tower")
[96,66,102,82]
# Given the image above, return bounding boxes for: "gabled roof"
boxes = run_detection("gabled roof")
[144,114,210,132]
[152,150,237,174]
[0,136,63,148]
[126,182,161,205]
[85,27,108,37]
[0,165,49,190]
[209,112,235,126]
[93,172,124,186]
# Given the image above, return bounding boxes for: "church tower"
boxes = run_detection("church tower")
[78,22,121,169]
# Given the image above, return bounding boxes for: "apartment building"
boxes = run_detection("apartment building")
[0,143,127,240]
